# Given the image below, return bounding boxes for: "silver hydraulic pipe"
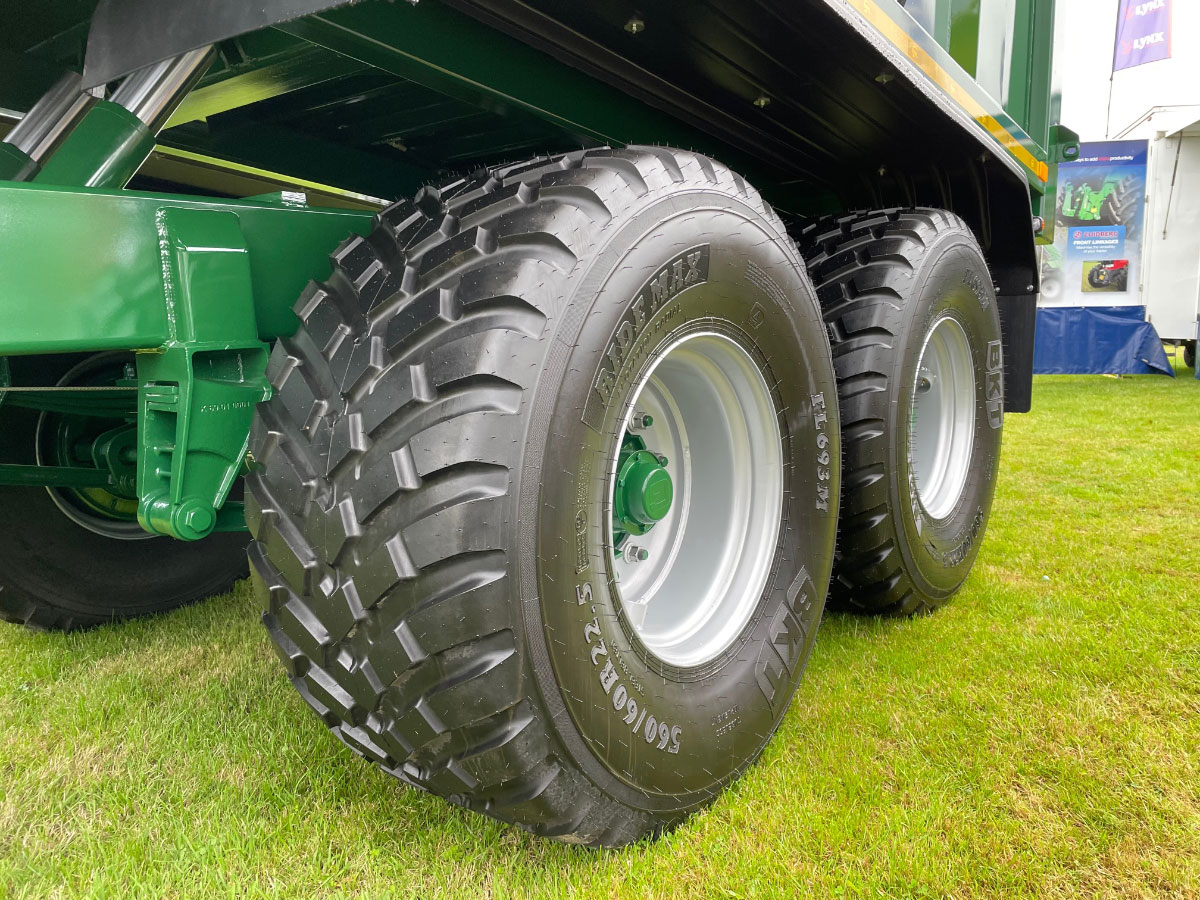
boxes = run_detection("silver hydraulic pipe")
[3,71,97,164]
[109,46,216,133]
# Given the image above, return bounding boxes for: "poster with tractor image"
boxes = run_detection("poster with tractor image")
[1039,140,1147,306]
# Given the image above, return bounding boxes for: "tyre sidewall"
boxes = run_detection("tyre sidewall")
[521,194,838,812]
[890,232,1003,599]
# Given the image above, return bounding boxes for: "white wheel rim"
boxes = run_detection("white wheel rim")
[910,315,976,520]
[609,332,783,668]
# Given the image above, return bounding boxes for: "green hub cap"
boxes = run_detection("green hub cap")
[612,433,673,540]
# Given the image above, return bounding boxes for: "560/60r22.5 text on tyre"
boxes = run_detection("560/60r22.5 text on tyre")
[247,147,840,846]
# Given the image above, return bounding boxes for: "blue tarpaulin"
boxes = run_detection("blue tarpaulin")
[1034,306,1173,376]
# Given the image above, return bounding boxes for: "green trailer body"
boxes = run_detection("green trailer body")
[0,0,1074,847]
[4,0,1071,213]
[0,0,1067,531]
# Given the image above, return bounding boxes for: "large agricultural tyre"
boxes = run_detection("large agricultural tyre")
[0,352,250,632]
[247,147,840,846]
[797,209,1004,616]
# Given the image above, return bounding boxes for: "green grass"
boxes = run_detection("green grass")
[2,363,1199,900]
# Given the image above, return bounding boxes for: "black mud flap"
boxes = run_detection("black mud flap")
[997,294,1036,414]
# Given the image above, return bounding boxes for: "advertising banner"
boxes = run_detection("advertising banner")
[1038,140,1148,307]
[1113,0,1171,71]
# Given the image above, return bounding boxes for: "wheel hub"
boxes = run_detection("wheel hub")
[608,332,783,668]
[612,434,673,541]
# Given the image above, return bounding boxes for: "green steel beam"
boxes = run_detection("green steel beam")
[1,116,385,209]
[0,181,371,537]
[278,6,637,146]
[0,464,114,489]
[0,180,370,354]
[160,118,427,201]
[140,145,387,210]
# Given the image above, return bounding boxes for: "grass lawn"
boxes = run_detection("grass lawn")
[2,362,1198,900]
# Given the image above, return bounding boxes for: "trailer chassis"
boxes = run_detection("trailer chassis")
[0,182,369,539]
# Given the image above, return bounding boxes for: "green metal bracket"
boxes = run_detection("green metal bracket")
[213,501,248,533]
[1049,124,1082,165]
[90,423,139,495]
[0,180,371,539]
[136,207,271,540]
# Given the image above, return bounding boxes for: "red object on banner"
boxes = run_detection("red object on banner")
[1114,0,1172,71]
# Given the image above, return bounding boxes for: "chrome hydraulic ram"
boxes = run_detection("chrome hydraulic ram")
[33,46,215,189]
[0,72,97,181]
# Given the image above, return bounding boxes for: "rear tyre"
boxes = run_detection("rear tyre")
[247,147,839,846]
[0,353,250,632]
[798,209,1004,616]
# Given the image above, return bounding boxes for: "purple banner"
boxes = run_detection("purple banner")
[1114,0,1172,71]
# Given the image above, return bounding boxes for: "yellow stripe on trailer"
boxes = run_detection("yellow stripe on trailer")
[845,0,1050,184]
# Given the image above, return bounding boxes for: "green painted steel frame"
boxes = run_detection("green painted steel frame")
[0,0,1064,535]
[0,181,370,353]
[0,180,371,537]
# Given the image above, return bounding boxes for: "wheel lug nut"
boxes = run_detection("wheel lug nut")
[630,412,654,430]
[656,454,668,466]
[627,545,649,562]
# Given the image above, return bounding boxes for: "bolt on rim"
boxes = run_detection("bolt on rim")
[608,332,783,668]
[910,314,976,520]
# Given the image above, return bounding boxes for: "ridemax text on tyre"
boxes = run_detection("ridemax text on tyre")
[247,147,840,846]
[798,209,1003,616]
